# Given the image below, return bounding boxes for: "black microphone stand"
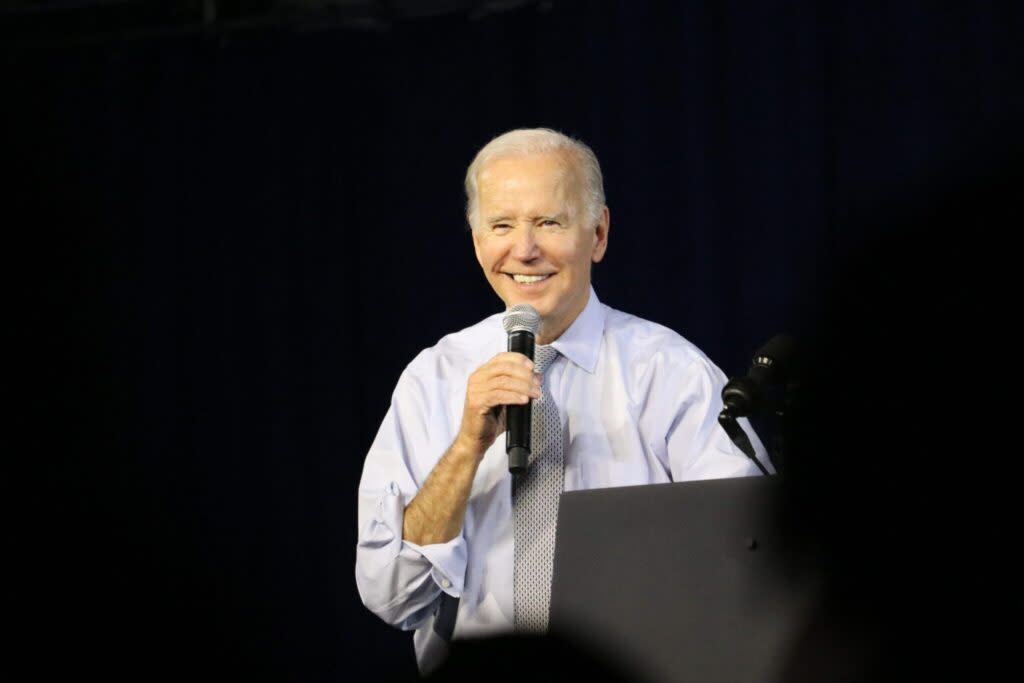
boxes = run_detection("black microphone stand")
[717,408,771,476]
[719,372,800,475]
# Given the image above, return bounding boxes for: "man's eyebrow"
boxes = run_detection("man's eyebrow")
[487,215,514,223]
[531,213,569,222]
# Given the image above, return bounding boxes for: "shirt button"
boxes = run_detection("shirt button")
[441,578,451,589]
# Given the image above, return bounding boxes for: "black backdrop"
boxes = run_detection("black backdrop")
[6,1,1022,681]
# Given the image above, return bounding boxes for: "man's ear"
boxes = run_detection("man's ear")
[591,206,610,263]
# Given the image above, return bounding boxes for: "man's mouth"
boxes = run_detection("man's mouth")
[506,273,554,284]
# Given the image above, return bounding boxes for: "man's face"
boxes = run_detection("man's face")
[472,151,609,343]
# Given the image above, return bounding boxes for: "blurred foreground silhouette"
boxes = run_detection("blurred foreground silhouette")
[426,632,639,682]
[773,135,1022,681]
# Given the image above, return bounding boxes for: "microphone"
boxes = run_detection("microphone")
[502,303,541,474]
[721,334,798,418]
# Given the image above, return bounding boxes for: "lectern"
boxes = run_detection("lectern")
[549,476,810,683]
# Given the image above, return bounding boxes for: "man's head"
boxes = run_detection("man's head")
[465,128,610,344]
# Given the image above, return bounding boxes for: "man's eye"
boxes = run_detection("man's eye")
[493,224,511,232]
[540,220,560,228]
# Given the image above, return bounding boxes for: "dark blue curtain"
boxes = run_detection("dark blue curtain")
[7,1,1021,680]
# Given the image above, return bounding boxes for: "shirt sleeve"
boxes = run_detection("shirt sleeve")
[665,354,775,480]
[355,367,469,630]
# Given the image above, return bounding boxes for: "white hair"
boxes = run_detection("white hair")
[464,127,606,231]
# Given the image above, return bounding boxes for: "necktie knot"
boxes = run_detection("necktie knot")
[534,345,559,374]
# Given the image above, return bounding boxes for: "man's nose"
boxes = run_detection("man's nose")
[510,225,540,261]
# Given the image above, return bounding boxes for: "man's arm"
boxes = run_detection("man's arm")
[356,351,539,627]
[403,352,540,545]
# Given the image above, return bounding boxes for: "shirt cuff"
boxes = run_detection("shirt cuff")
[361,480,468,598]
[403,535,467,598]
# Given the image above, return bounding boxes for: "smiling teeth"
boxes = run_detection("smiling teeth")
[512,274,550,283]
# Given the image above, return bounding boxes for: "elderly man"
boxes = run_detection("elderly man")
[356,128,770,673]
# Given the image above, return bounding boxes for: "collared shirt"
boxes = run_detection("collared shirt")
[355,289,771,672]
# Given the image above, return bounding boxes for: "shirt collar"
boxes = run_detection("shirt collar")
[549,286,604,374]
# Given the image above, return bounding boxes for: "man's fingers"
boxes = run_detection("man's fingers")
[474,367,534,390]
[459,352,541,447]
[470,374,540,401]
[478,354,535,378]
[493,351,535,368]
[494,373,539,393]
[474,390,532,413]
[493,389,532,405]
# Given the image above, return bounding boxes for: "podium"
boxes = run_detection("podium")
[549,476,810,683]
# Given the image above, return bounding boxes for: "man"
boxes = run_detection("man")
[356,128,771,673]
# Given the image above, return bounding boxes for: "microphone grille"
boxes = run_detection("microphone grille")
[502,303,541,335]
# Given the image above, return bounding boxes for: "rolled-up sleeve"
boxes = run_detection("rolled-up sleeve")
[355,366,469,630]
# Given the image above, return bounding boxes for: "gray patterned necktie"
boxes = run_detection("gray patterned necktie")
[513,344,563,633]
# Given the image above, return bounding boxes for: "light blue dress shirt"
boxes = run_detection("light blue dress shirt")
[355,288,771,671]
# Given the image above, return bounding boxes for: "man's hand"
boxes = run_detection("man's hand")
[456,352,542,458]
[403,352,541,546]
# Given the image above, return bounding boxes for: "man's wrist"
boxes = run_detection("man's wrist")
[450,433,488,464]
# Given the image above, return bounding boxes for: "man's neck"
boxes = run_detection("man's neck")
[535,290,589,345]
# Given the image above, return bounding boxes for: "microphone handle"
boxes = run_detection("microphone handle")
[506,330,535,474]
